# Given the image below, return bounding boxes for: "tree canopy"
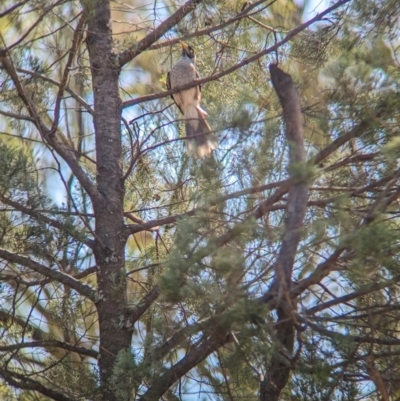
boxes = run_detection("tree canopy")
[1,0,400,400]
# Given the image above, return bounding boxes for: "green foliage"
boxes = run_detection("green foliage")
[0,141,35,194]
[2,0,400,400]
[111,349,140,401]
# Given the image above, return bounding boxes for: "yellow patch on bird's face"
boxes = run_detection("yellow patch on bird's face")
[187,46,195,57]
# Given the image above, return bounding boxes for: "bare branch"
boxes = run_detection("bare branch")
[0,194,94,248]
[118,0,204,67]
[0,367,75,401]
[0,109,35,122]
[0,340,98,359]
[0,0,29,18]
[305,274,400,314]
[17,67,93,114]
[124,180,287,236]
[124,285,160,327]
[0,51,101,204]
[1,265,98,287]
[5,0,66,51]
[52,11,87,132]
[0,249,96,302]
[365,355,390,401]
[301,317,400,346]
[122,0,351,109]
[139,333,231,400]
[260,64,308,401]
[144,0,277,51]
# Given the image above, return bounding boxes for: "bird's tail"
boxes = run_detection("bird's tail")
[184,105,218,158]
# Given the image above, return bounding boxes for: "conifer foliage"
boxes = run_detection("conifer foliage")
[1,0,400,400]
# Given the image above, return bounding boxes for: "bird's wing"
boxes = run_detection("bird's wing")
[166,70,184,115]
[192,67,201,102]
[196,70,201,93]
[166,71,172,93]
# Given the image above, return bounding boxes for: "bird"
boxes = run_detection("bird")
[166,41,218,158]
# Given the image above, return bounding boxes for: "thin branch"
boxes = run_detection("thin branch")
[73,265,97,279]
[305,275,400,314]
[139,333,231,400]
[300,317,400,346]
[51,11,86,132]
[0,367,75,401]
[0,340,98,359]
[286,248,346,302]
[0,249,96,302]
[0,194,94,248]
[124,180,286,236]
[124,285,160,327]
[118,0,204,67]
[5,0,66,51]
[0,109,35,122]
[17,67,94,114]
[144,0,277,51]
[0,50,101,204]
[4,265,98,287]
[0,0,30,18]
[121,0,351,109]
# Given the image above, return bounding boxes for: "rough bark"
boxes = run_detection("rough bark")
[85,1,131,399]
[260,64,308,401]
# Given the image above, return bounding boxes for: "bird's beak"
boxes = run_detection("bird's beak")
[179,40,189,51]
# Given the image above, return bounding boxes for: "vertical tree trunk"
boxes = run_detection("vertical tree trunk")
[85,1,130,399]
[260,64,308,401]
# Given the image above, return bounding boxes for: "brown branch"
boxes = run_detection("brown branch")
[121,0,351,109]
[144,0,276,51]
[0,194,94,248]
[0,249,96,301]
[52,11,87,132]
[313,122,371,165]
[0,367,75,401]
[125,111,377,237]
[5,0,66,51]
[325,151,379,171]
[0,51,101,204]
[288,248,345,300]
[305,275,400,314]
[291,167,400,300]
[0,109,35,122]
[0,340,98,359]
[139,332,231,400]
[260,64,308,401]
[124,180,287,236]
[300,317,400,346]
[0,0,29,18]
[265,63,308,295]
[149,321,204,364]
[266,64,308,292]
[16,67,94,114]
[365,355,390,401]
[73,265,97,279]
[124,285,160,328]
[4,265,98,288]
[118,0,204,67]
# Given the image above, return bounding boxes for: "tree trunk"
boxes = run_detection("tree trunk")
[260,64,308,401]
[86,1,131,399]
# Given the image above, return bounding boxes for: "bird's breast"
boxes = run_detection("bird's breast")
[169,60,197,88]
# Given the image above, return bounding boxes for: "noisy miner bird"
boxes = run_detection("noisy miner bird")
[167,41,218,158]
